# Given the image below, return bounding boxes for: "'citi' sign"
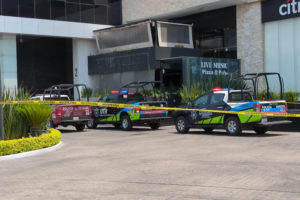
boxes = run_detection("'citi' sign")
[262,0,300,23]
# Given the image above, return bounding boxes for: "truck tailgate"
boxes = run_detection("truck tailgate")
[139,101,168,119]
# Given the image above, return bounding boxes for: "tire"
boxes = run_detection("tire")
[150,122,160,130]
[253,126,268,135]
[203,127,214,133]
[225,116,242,136]
[87,120,97,129]
[175,116,189,134]
[46,120,54,130]
[75,124,85,132]
[113,124,121,129]
[120,115,132,131]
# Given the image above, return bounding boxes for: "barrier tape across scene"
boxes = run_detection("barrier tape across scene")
[1,100,300,118]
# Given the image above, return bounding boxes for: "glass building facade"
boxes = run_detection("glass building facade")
[0,0,122,25]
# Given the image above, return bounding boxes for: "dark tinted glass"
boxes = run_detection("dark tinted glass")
[107,7,121,25]
[80,0,94,4]
[36,0,51,19]
[95,5,107,24]
[81,4,94,23]
[95,0,107,5]
[2,0,18,17]
[67,0,79,2]
[66,3,80,22]
[19,0,35,18]
[51,0,66,20]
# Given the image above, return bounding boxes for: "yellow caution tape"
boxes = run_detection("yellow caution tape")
[0,100,300,118]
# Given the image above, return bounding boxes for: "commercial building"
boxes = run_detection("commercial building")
[1,0,299,93]
[88,0,265,92]
[0,0,121,92]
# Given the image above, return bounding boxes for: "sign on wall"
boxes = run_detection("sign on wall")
[262,0,300,23]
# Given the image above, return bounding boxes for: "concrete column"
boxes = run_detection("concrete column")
[0,34,18,89]
[236,1,264,74]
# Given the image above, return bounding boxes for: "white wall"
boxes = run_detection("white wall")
[0,34,18,89]
[265,17,300,92]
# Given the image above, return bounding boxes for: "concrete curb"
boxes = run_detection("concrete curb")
[0,141,63,161]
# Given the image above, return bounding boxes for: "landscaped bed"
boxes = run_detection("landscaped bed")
[0,129,61,156]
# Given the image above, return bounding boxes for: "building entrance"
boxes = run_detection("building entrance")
[17,35,73,92]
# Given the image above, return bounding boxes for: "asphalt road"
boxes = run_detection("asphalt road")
[0,126,300,200]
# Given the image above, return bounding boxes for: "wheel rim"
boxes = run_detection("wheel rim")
[87,120,94,127]
[177,119,185,131]
[228,120,237,133]
[122,118,128,128]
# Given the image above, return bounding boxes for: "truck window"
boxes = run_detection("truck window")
[194,93,210,106]
[229,92,252,102]
[210,93,225,104]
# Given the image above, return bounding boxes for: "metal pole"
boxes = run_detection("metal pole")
[0,65,4,140]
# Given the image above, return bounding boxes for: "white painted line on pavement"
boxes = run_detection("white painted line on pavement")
[0,141,63,161]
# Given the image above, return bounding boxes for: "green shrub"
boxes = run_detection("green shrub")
[284,91,299,102]
[2,87,32,140]
[16,104,53,137]
[82,88,92,98]
[0,129,61,156]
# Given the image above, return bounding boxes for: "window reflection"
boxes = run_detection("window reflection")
[0,0,121,25]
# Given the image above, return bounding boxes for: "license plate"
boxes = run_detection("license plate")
[73,117,79,121]
[261,117,268,124]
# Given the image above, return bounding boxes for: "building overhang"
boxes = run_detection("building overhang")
[0,16,112,39]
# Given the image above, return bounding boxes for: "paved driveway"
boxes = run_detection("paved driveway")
[0,126,300,200]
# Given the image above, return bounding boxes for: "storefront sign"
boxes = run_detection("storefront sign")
[262,0,300,23]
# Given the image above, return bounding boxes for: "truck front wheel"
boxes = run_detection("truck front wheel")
[225,116,242,136]
[175,116,189,134]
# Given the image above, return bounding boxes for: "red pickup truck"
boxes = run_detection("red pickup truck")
[32,84,92,131]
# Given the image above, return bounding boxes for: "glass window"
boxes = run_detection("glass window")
[80,4,94,23]
[80,0,94,4]
[51,0,66,20]
[95,0,107,5]
[95,5,107,24]
[229,92,252,102]
[194,94,210,106]
[19,0,35,18]
[210,93,225,104]
[2,0,18,17]
[107,7,121,25]
[66,3,80,22]
[36,0,51,19]
[67,0,79,2]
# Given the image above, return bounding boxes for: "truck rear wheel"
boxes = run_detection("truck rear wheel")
[225,116,242,136]
[75,124,85,131]
[120,115,132,131]
[253,126,268,135]
[175,116,189,134]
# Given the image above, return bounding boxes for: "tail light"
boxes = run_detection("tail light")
[88,106,92,115]
[285,102,288,112]
[134,108,141,113]
[56,107,62,116]
[254,104,261,112]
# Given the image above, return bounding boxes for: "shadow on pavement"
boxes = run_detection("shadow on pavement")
[169,130,284,137]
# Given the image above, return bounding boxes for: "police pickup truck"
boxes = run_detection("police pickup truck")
[87,82,168,130]
[173,73,291,136]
